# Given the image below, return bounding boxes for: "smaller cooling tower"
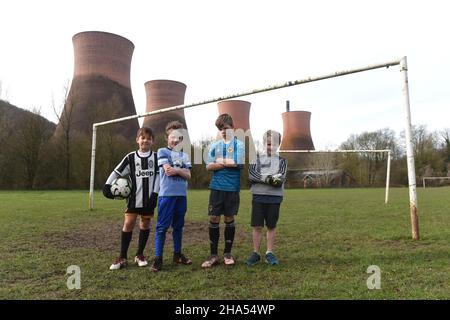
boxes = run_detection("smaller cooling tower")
[280,111,315,151]
[142,80,189,140]
[217,100,251,133]
[217,100,256,163]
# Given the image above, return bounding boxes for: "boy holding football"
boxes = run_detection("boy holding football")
[150,121,193,272]
[201,113,245,268]
[103,126,160,270]
[246,130,287,266]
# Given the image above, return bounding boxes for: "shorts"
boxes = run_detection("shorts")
[208,189,240,216]
[125,207,154,217]
[251,201,280,229]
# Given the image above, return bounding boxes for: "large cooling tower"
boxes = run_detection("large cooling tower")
[280,111,315,150]
[217,100,256,161]
[142,80,189,140]
[54,31,139,139]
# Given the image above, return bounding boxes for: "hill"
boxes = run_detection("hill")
[0,99,56,132]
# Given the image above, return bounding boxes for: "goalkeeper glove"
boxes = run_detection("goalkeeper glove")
[102,184,115,199]
[149,192,158,211]
[265,175,282,188]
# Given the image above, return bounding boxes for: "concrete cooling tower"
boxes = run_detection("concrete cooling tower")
[217,100,256,162]
[142,80,189,142]
[54,31,139,139]
[279,107,315,188]
[280,111,315,151]
[217,100,251,133]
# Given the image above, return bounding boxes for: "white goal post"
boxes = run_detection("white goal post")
[422,177,450,188]
[279,149,392,204]
[88,56,420,240]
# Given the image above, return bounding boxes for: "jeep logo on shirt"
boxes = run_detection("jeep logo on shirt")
[136,169,153,178]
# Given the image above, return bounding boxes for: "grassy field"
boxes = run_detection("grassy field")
[0,187,448,300]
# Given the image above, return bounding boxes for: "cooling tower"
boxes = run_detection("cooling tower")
[142,80,189,141]
[280,111,315,151]
[217,100,251,133]
[54,31,139,139]
[217,100,256,162]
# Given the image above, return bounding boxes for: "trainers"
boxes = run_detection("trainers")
[109,257,127,270]
[150,257,163,272]
[265,252,279,265]
[173,253,192,265]
[223,252,235,266]
[201,255,220,268]
[134,254,148,267]
[245,252,261,266]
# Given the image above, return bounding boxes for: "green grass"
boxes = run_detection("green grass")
[0,188,449,299]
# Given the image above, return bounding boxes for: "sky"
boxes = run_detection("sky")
[1,0,449,149]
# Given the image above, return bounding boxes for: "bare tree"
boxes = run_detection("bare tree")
[14,108,53,189]
[340,128,398,186]
[52,82,75,189]
[440,128,450,164]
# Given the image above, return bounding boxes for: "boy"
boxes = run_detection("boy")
[246,130,287,266]
[201,113,245,268]
[150,121,192,272]
[103,126,159,270]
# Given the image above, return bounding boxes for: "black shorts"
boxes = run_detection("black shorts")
[208,189,240,216]
[251,201,280,229]
[125,207,154,217]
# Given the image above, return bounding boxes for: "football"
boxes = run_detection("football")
[110,177,132,199]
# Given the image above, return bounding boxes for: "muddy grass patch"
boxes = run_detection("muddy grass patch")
[42,220,251,252]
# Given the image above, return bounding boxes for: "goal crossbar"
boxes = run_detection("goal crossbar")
[422,176,450,188]
[88,56,420,240]
[279,149,392,204]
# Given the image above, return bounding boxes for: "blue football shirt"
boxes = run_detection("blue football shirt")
[157,147,192,197]
[206,137,245,192]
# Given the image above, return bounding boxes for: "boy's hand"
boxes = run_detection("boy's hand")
[216,157,236,167]
[102,184,114,199]
[164,164,178,176]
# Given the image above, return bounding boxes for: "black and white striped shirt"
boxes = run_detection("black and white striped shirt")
[107,150,160,209]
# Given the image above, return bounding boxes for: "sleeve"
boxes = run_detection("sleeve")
[278,158,288,182]
[248,154,265,183]
[153,173,160,193]
[248,162,262,183]
[235,140,245,169]
[205,143,216,166]
[113,154,131,177]
[157,148,170,167]
[183,153,192,169]
[105,171,120,185]
[152,152,160,193]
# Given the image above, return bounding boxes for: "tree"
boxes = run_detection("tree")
[14,108,53,189]
[401,125,443,177]
[52,82,76,189]
[340,128,398,186]
[440,128,450,165]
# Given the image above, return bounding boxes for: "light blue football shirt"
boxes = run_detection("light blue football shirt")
[206,137,245,192]
[157,147,192,197]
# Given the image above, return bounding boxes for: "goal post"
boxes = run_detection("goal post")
[279,149,392,204]
[88,57,419,240]
[422,177,450,188]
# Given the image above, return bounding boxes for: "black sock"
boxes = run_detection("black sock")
[209,222,220,255]
[224,220,235,254]
[120,231,133,259]
[136,229,150,256]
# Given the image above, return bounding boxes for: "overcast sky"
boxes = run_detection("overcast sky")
[1,0,449,149]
